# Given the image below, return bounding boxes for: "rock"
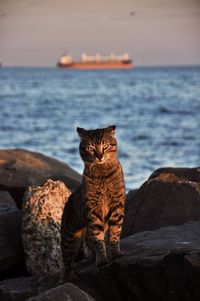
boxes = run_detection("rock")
[0,276,95,301]
[0,276,35,301]
[31,273,61,295]
[22,179,71,276]
[0,207,24,279]
[72,221,200,301]
[122,167,200,237]
[0,149,81,208]
[27,283,95,301]
[150,166,200,182]
[0,191,16,211]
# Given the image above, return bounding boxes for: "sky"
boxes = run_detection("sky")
[0,0,200,66]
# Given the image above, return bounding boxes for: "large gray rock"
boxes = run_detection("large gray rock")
[0,277,35,301]
[0,149,81,208]
[27,283,95,301]
[22,179,71,276]
[122,167,200,237]
[72,221,200,301]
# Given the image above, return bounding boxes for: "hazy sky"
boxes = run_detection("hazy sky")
[0,0,200,66]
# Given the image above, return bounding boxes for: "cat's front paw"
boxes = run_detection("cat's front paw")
[108,250,124,260]
[107,243,124,261]
[96,256,109,267]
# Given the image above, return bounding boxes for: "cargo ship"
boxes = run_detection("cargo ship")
[57,52,133,69]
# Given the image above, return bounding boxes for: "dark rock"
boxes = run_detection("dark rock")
[0,276,35,301]
[31,273,61,295]
[22,179,71,276]
[150,166,200,182]
[0,208,24,279]
[122,167,200,237]
[0,149,81,208]
[0,191,16,211]
[27,283,95,301]
[72,221,200,301]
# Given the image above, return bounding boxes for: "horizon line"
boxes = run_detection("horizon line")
[1,63,200,69]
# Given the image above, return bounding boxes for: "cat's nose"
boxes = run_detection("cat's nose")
[96,153,103,161]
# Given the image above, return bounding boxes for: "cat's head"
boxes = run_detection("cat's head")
[77,125,117,165]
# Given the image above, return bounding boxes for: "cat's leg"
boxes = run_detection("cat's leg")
[107,206,124,260]
[61,228,83,282]
[83,232,95,257]
[93,239,109,266]
[87,208,109,266]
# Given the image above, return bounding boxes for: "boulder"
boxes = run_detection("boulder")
[150,166,200,182]
[0,276,35,301]
[27,283,95,301]
[122,167,200,237]
[0,149,81,208]
[22,179,71,276]
[72,221,200,301]
[0,196,24,279]
[0,191,16,211]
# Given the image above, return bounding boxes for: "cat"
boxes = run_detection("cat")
[61,125,126,281]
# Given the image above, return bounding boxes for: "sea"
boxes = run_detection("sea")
[0,66,200,190]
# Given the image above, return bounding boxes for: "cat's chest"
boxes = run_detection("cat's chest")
[83,163,124,197]
[85,179,121,200]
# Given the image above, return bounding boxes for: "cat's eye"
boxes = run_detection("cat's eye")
[103,144,110,150]
[86,146,94,151]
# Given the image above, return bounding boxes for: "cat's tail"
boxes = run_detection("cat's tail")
[61,227,83,282]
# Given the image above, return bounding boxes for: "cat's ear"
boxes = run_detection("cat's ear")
[77,127,87,138]
[107,125,116,136]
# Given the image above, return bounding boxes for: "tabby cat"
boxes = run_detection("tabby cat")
[61,125,126,281]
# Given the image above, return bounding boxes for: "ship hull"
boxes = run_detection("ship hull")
[57,62,133,70]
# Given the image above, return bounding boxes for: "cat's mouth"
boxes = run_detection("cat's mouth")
[95,158,106,164]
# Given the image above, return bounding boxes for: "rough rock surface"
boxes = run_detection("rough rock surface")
[22,179,71,276]
[122,167,200,237]
[0,149,81,208]
[72,221,200,301]
[27,283,95,301]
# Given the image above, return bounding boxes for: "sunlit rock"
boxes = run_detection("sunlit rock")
[22,179,71,276]
[0,149,81,208]
[122,167,200,237]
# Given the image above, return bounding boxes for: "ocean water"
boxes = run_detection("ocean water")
[0,66,200,190]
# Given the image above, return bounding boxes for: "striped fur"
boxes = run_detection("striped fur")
[61,125,126,281]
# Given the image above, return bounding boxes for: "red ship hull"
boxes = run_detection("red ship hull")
[57,62,133,70]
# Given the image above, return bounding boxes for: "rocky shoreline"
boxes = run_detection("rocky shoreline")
[0,149,200,301]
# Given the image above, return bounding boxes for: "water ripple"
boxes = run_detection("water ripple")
[0,66,200,190]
